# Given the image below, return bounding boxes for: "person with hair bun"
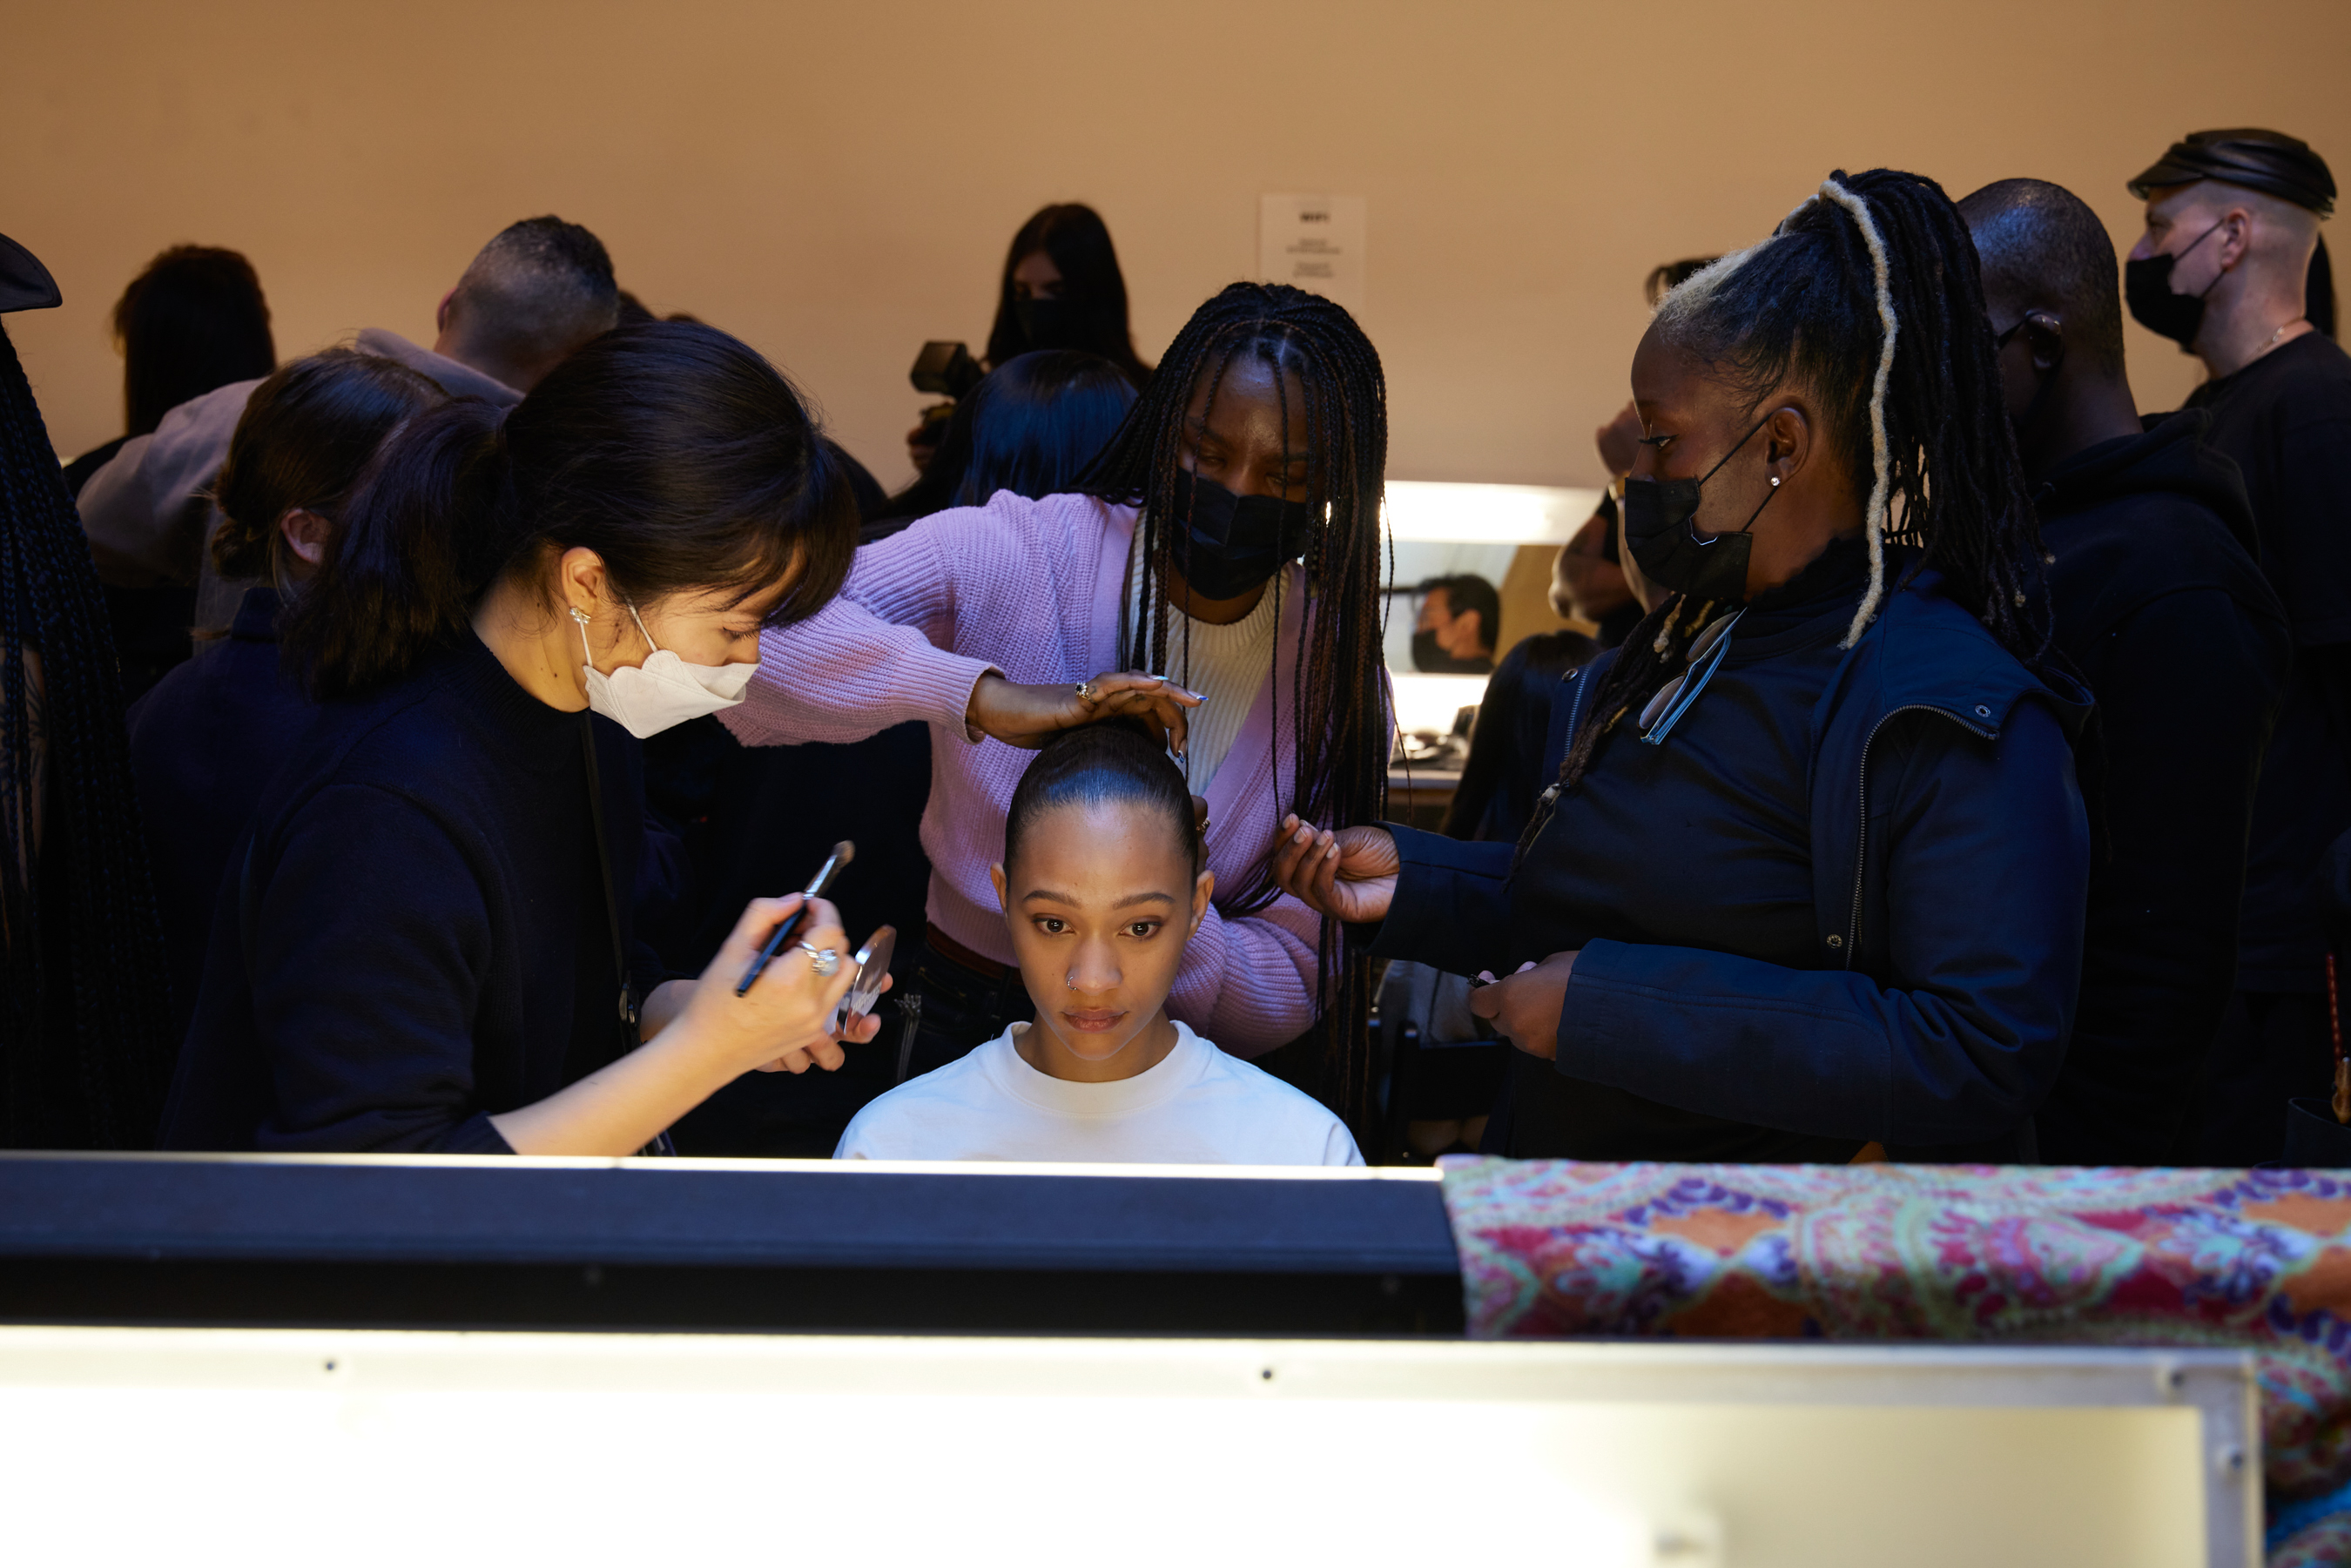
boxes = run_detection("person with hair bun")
[837,721,1358,1165]
[1277,170,2092,1164]
[127,348,448,1043]
[162,320,878,1156]
[727,282,1392,1134]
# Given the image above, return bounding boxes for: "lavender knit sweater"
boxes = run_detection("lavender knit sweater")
[723,489,1326,1056]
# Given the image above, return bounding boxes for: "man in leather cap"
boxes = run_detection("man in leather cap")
[2125,129,2351,1162]
[74,216,617,631]
[1962,178,2291,1164]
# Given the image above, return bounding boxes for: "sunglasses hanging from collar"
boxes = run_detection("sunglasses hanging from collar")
[1637,609,1744,745]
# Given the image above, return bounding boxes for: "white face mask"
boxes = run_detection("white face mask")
[573,603,758,739]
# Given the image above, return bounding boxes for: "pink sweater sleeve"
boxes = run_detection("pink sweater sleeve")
[722,517,1000,747]
[1167,893,1325,1058]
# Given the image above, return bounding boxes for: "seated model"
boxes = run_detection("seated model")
[837,723,1361,1165]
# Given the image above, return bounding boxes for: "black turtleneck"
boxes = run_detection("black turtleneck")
[1487,533,1877,1162]
[161,631,662,1153]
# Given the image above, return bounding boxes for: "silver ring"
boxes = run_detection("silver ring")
[1075,680,1097,702]
[798,942,840,978]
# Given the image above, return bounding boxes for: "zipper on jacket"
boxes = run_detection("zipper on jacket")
[1842,703,1997,966]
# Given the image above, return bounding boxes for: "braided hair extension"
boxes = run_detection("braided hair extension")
[0,320,174,1147]
[1080,282,1390,1129]
[1551,169,2050,802]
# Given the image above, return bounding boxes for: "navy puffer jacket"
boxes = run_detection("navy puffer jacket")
[1375,561,2092,1161]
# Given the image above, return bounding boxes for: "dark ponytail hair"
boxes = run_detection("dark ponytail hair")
[286,320,859,699]
[1553,168,2050,799]
[209,348,447,585]
[1004,720,1201,876]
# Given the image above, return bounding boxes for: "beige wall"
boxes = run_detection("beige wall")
[6,0,2348,494]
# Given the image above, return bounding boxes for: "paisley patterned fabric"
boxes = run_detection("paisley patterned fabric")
[1438,1158,2351,1565]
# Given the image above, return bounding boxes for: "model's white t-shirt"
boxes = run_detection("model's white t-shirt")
[834,1020,1363,1166]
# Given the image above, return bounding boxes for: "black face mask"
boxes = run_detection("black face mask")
[1014,295,1087,353]
[2124,219,2226,348]
[1620,416,1780,604]
[1411,628,1477,673]
[1165,469,1313,602]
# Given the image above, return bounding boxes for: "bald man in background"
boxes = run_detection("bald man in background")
[77,215,619,630]
[1961,177,2290,1165]
[2125,130,2351,1162]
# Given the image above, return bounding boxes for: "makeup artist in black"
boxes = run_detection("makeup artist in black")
[161,321,881,1155]
[1276,171,2092,1163]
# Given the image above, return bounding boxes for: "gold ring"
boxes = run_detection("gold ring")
[1075,681,1096,702]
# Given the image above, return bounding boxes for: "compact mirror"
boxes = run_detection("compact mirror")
[828,925,896,1034]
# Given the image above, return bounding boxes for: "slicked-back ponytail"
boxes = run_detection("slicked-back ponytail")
[282,398,505,698]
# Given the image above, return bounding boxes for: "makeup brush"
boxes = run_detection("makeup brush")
[735,840,854,996]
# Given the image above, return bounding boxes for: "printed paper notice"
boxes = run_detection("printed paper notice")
[1260,194,1366,316]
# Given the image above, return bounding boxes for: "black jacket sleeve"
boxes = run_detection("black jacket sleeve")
[1367,828,1519,978]
[1559,699,2089,1146]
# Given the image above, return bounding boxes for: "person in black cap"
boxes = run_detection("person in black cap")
[1962,178,2292,1165]
[2125,129,2351,1162]
[0,232,176,1147]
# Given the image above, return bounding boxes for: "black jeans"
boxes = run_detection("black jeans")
[2180,990,2333,1166]
[892,937,1034,1084]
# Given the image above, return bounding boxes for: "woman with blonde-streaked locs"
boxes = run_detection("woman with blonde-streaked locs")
[1276,168,2094,1166]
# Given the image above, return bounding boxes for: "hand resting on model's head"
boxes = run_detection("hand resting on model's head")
[967,670,1202,756]
[1269,814,1399,925]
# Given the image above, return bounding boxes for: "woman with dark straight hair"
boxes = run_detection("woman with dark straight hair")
[63,246,278,495]
[0,233,176,1147]
[1278,171,2093,1165]
[161,320,879,1155]
[64,246,280,701]
[726,282,1392,1134]
[129,348,448,1041]
[983,205,1152,387]
[880,350,1138,528]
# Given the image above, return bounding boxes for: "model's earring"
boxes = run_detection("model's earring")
[569,607,591,624]
[1769,475,1782,488]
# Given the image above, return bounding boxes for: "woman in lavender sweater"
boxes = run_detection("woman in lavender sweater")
[725,284,1391,1119]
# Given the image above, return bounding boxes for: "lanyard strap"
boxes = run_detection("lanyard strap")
[579,719,676,1159]
[577,718,638,1040]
